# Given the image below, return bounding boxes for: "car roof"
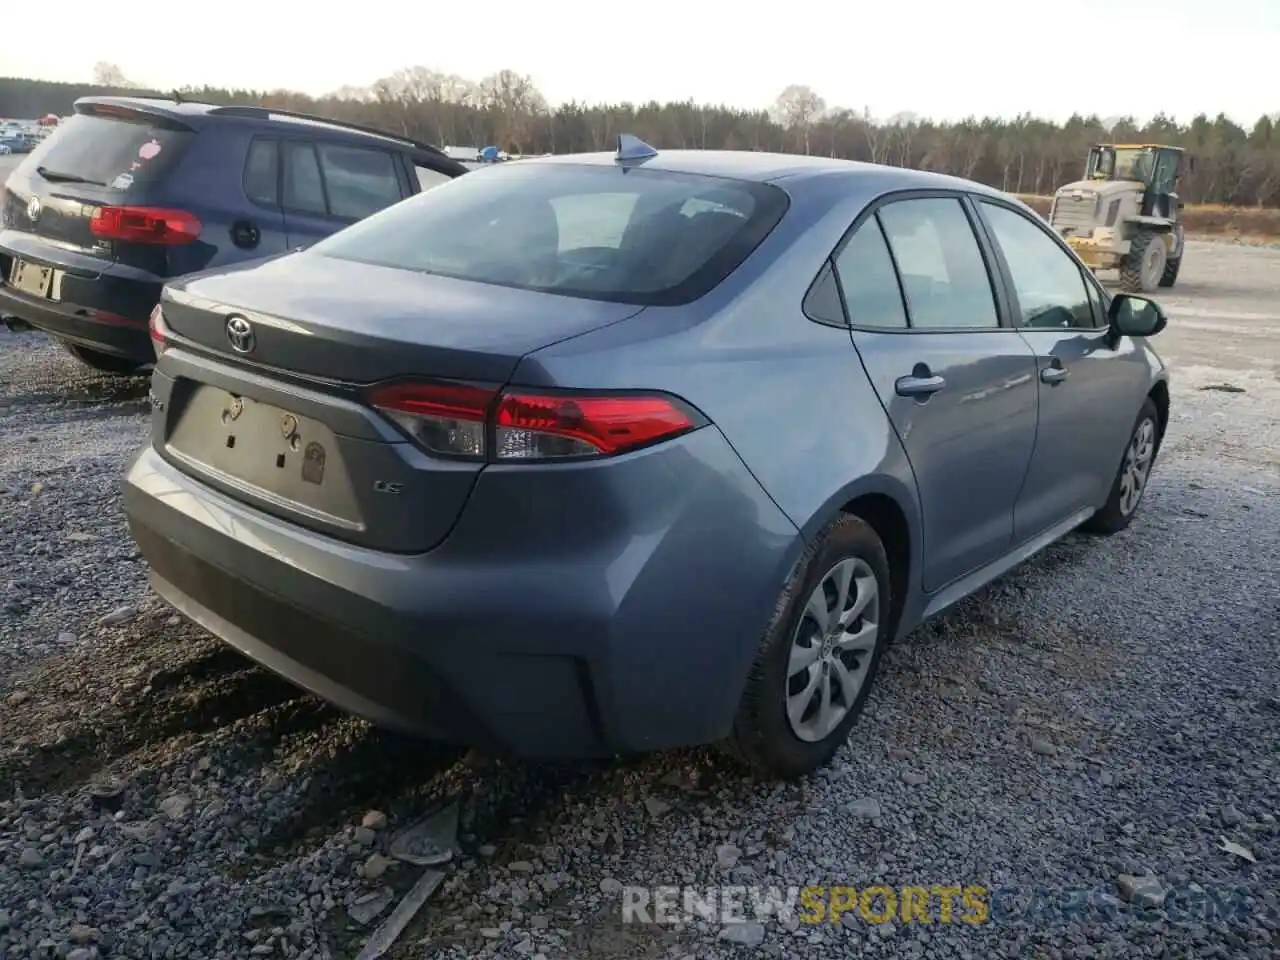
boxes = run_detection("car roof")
[519,148,1012,199]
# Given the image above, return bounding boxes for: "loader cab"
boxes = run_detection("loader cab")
[1086,144,1187,220]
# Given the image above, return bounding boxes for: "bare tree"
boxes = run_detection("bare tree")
[7,70,1275,209]
[772,85,826,154]
[475,71,546,153]
[92,62,137,88]
[862,108,893,164]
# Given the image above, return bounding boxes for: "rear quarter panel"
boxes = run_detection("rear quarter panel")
[156,124,286,276]
[514,171,925,613]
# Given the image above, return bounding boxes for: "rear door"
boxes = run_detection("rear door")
[972,198,1141,539]
[280,139,409,248]
[832,193,1039,592]
[238,136,288,259]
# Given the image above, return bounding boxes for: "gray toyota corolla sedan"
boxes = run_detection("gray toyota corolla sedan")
[123,136,1171,779]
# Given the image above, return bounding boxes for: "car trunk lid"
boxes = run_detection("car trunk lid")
[153,252,643,552]
[159,250,643,383]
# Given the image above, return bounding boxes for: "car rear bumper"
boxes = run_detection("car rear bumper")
[0,240,160,362]
[122,431,802,758]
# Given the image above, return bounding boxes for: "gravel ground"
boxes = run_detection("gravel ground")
[1,239,1277,960]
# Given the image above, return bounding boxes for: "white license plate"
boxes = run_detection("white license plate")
[8,258,56,299]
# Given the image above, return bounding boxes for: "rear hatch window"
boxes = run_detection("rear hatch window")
[25,109,192,191]
[307,162,789,306]
[2,106,196,263]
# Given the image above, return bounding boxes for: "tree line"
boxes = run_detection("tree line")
[2,67,1278,207]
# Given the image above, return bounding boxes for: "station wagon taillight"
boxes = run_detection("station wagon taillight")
[369,381,702,461]
[90,206,202,245]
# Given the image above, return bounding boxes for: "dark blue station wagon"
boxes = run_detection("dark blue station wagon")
[0,96,466,373]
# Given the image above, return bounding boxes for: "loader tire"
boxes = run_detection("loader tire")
[1120,231,1167,293]
[1158,255,1181,288]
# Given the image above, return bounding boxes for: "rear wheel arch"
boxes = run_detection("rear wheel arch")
[797,476,920,637]
[840,493,910,641]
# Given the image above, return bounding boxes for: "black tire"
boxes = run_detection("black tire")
[720,513,894,779]
[61,341,149,376]
[1120,231,1166,293]
[1082,397,1161,536]
[1158,255,1181,288]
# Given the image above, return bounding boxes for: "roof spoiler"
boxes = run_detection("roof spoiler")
[74,97,196,132]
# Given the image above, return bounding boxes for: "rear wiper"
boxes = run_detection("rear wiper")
[35,166,107,186]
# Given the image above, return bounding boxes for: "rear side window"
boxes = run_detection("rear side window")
[244,138,279,207]
[877,198,1000,329]
[25,111,192,192]
[414,164,453,192]
[283,141,326,215]
[832,219,909,329]
[308,163,788,306]
[317,143,403,219]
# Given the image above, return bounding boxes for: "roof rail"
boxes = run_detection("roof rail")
[206,104,446,156]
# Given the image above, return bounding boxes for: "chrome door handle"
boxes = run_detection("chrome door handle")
[1040,366,1069,385]
[895,374,946,397]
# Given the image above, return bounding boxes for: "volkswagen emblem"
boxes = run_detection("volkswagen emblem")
[26,195,41,223]
[225,315,255,353]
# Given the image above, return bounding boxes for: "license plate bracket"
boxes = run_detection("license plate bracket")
[8,258,56,300]
[164,384,361,530]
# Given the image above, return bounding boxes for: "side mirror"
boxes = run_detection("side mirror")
[1109,293,1167,338]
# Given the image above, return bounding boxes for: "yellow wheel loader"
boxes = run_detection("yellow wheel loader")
[1048,144,1191,293]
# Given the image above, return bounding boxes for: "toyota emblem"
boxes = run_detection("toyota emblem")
[225,315,255,353]
[27,196,41,223]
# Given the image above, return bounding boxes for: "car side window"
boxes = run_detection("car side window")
[282,141,327,216]
[1084,275,1106,326]
[317,143,403,220]
[831,217,908,329]
[876,198,1000,329]
[243,138,279,207]
[414,164,453,192]
[980,201,1094,330]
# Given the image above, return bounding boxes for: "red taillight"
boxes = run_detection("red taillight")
[495,393,696,459]
[369,381,700,461]
[149,303,169,355]
[90,206,201,245]
[371,381,492,459]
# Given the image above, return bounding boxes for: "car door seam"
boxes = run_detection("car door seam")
[1007,329,1044,527]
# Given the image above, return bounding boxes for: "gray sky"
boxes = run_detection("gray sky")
[5,0,1275,124]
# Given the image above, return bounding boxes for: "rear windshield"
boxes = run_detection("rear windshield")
[308,162,789,305]
[26,110,193,192]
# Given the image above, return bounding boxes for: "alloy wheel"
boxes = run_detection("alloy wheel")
[785,557,880,743]
[1119,416,1157,515]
